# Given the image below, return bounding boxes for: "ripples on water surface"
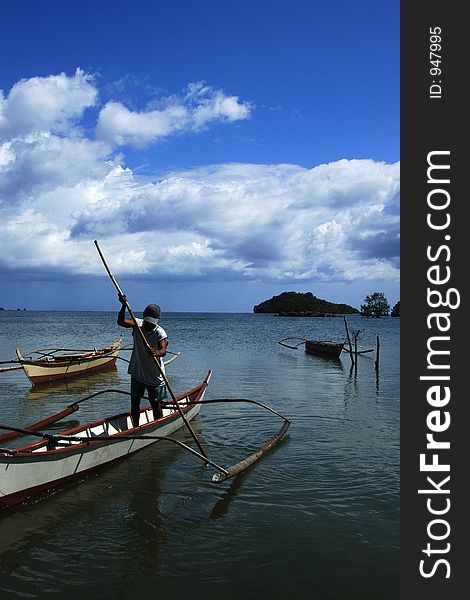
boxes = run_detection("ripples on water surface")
[0,311,399,599]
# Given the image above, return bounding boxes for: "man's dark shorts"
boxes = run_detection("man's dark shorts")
[130,377,167,401]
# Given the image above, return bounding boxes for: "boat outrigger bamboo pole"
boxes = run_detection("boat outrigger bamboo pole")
[94,240,209,460]
[0,423,227,476]
[0,365,23,373]
[0,388,131,443]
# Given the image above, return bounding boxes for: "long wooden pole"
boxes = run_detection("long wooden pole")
[212,421,290,482]
[0,365,23,372]
[375,335,380,372]
[343,316,354,365]
[354,332,358,377]
[94,240,209,460]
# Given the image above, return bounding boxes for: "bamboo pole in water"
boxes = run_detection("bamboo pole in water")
[375,336,380,372]
[354,333,358,377]
[343,316,354,365]
[0,365,23,373]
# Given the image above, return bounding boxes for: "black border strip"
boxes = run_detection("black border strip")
[401,4,466,597]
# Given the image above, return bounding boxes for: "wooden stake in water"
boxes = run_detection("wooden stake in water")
[343,316,354,366]
[375,336,380,372]
[354,332,358,377]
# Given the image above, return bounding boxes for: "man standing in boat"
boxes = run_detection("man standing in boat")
[117,294,168,427]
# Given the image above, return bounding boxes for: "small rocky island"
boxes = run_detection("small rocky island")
[253,291,359,317]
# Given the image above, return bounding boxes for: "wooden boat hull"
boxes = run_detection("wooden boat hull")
[0,372,211,507]
[16,337,122,385]
[305,340,344,358]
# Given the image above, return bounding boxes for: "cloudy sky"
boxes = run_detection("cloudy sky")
[0,0,399,312]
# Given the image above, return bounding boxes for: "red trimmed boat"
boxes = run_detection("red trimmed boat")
[0,372,212,507]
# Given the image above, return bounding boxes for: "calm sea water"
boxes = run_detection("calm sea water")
[0,311,399,599]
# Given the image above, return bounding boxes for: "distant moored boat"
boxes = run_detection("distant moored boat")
[278,337,345,358]
[304,339,345,358]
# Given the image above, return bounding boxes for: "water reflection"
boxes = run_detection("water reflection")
[0,438,180,575]
[304,352,344,371]
[26,367,122,402]
[210,471,249,519]
[0,312,400,600]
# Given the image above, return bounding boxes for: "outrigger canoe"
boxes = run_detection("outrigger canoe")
[0,372,211,507]
[279,337,374,359]
[0,371,290,508]
[16,337,122,385]
[304,339,344,358]
[278,337,344,358]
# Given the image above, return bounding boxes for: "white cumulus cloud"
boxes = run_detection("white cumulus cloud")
[0,155,399,284]
[0,70,399,291]
[96,82,252,147]
[0,68,97,140]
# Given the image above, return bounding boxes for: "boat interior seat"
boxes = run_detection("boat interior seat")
[111,414,131,432]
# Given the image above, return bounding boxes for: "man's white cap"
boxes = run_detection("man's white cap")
[143,316,159,325]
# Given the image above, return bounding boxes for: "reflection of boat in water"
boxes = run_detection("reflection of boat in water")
[305,353,345,373]
[26,367,122,401]
[16,337,122,385]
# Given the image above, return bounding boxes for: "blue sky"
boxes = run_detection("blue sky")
[0,0,399,312]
